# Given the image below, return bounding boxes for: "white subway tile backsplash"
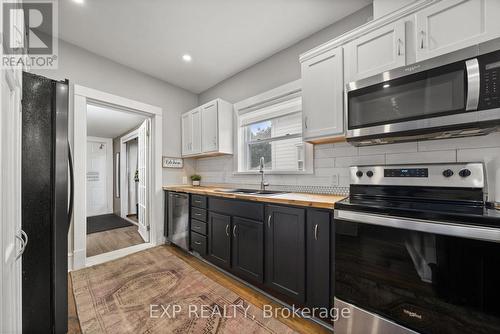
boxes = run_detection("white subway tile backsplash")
[358,142,417,155]
[386,150,456,164]
[192,132,500,195]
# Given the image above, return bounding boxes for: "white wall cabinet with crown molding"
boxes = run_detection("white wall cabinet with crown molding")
[181,99,233,158]
[415,0,500,62]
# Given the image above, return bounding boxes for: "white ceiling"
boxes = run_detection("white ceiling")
[87,104,146,138]
[59,0,371,93]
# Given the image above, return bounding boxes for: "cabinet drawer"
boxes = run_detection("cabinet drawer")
[191,232,207,255]
[191,219,207,235]
[191,207,207,222]
[209,197,264,221]
[191,195,207,209]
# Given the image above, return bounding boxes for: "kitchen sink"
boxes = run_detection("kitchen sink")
[219,189,286,196]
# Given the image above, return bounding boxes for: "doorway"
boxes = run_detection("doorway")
[73,85,163,270]
[85,104,150,258]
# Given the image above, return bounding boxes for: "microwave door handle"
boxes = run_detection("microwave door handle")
[465,58,480,111]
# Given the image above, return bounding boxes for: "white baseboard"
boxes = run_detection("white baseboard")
[68,253,74,272]
[85,242,155,267]
[72,248,86,271]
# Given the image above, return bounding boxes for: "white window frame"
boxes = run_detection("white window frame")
[234,80,313,175]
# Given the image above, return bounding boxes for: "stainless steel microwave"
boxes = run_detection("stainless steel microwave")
[346,38,500,146]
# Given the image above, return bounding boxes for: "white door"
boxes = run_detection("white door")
[137,119,150,242]
[201,100,218,153]
[415,0,500,61]
[191,108,202,154]
[181,111,192,155]
[344,19,406,83]
[301,46,344,141]
[0,69,23,333]
[86,140,108,216]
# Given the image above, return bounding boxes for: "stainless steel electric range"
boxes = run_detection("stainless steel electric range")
[333,163,500,334]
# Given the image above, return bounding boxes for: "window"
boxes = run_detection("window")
[237,94,312,173]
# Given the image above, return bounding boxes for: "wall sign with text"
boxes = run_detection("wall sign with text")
[162,157,183,168]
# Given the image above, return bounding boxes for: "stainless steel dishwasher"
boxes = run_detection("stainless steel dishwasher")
[167,192,189,250]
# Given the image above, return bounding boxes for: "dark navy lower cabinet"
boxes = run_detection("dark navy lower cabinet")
[207,212,231,270]
[265,205,306,304]
[231,217,264,284]
[306,209,331,311]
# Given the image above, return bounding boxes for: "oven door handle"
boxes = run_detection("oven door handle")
[465,58,480,111]
[335,209,500,243]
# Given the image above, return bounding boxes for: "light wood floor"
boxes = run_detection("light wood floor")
[69,245,331,334]
[86,226,144,257]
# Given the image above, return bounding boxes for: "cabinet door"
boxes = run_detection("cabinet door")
[306,209,331,310]
[201,100,218,153]
[191,108,202,154]
[415,0,500,61]
[207,212,231,269]
[344,19,406,83]
[181,112,192,155]
[231,217,264,284]
[301,47,344,141]
[265,205,306,304]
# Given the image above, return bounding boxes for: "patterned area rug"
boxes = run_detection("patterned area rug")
[71,246,297,334]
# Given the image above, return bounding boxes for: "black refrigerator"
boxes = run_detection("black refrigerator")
[21,72,73,334]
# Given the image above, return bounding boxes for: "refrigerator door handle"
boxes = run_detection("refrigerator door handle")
[16,229,28,260]
[67,140,74,230]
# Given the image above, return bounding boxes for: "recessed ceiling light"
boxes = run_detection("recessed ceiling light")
[182,54,192,62]
[73,0,84,4]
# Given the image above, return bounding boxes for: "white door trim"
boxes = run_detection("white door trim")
[86,136,113,216]
[73,85,163,270]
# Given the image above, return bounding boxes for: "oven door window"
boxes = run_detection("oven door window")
[335,221,500,334]
[348,62,466,129]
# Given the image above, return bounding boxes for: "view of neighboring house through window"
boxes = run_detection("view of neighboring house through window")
[239,95,310,173]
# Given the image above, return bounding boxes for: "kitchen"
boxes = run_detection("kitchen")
[2,0,500,333]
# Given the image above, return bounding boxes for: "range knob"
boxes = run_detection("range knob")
[356,171,363,178]
[366,170,374,177]
[442,169,454,178]
[459,169,472,178]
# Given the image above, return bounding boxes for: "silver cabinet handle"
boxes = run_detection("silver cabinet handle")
[225,224,230,236]
[16,229,28,260]
[420,30,425,49]
[314,224,319,241]
[233,225,237,237]
[194,241,201,245]
[304,116,308,129]
[267,214,272,229]
[397,38,402,56]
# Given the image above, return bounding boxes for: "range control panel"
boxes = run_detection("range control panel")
[350,163,484,188]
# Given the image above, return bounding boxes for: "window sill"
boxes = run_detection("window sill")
[233,170,314,175]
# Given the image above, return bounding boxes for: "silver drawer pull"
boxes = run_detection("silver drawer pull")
[314,224,319,241]
[233,225,237,237]
[194,241,201,245]
[267,214,272,228]
[226,224,230,236]
[16,229,28,260]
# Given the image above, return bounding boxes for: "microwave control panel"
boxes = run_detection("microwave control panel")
[479,51,500,110]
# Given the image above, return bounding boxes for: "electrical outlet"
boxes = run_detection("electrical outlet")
[331,174,339,186]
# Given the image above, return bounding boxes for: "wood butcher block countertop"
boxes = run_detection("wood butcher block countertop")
[163,185,346,210]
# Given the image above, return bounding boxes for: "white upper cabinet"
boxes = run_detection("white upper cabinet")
[201,100,218,153]
[181,99,233,158]
[344,19,407,83]
[301,46,344,142]
[415,0,500,61]
[181,107,201,156]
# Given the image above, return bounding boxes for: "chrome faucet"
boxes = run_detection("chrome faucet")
[259,157,269,192]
